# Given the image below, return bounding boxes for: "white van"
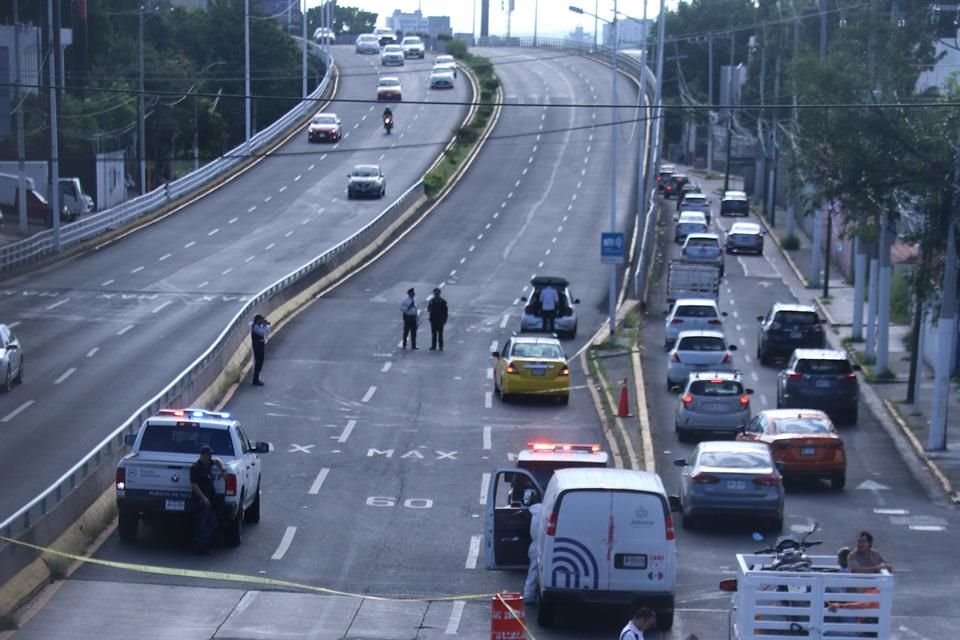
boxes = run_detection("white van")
[534,468,678,629]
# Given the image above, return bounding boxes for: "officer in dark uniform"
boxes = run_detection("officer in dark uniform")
[251,314,270,386]
[190,445,224,554]
[427,287,449,351]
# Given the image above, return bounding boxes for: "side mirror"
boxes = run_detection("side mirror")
[756,316,764,322]
[852,364,862,372]
[124,434,137,447]
[669,383,683,393]
[721,311,729,317]
[491,351,500,358]
[673,459,687,467]
[520,296,528,303]
[728,345,738,351]
[662,309,670,316]
[254,442,271,454]
[745,388,755,395]
[668,495,683,512]
[719,578,739,592]
[573,298,581,304]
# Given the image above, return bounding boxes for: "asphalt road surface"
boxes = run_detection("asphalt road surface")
[0,45,468,520]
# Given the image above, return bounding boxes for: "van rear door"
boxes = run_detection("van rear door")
[484,469,542,569]
[608,491,675,592]
[545,490,611,591]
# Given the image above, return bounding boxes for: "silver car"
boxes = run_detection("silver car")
[675,372,753,442]
[346,164,385,199]
[380,44,405,66]
[519,276,579,339]
[680,233,725,277]
[1,323,24,392]
[664,298,726,347]
[725,221,764,255]
[355,34,380,54]
[430,69,455,89]
[674,211,708,244]
[666,330,737,389]
[674,440,784,531]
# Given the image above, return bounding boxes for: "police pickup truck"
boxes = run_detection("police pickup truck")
[115,408,270,546]
[484,443,609,569]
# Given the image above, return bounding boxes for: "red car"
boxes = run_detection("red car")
[307,113,342,142]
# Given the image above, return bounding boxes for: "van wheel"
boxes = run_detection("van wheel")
[536,596,554,627]
[656,610,674,630]
[224,498,243,547]
[244,480,262,523]
[118,512,138,542]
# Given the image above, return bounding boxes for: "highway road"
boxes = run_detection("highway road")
[9,47,646,639]
[0,45,469,520]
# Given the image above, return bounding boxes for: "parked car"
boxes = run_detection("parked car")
[519,276,579,338]
[674,441,784,531]
[756,303,826,365]
[666,330,738,390]
[776,349,861,424]
[675,211,708,244]
[675,371,754,442]
[492,335,570,404]
[680,233,725,277]
[737,409,847,490]
[720,190,750,217]
[725,221,764,255]
[0,323,24,392]
[664,298,726,347]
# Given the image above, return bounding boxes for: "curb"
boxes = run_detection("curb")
[882,399,960,504]
[751,206,811,288]
[813,297,839,328]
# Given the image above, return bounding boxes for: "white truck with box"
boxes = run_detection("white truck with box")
[666,260,721,304]
[115,408,270,546]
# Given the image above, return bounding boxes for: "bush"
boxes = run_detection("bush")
[781,234,801,251]
[423,171,447,197]
[890,270,911,325]
[444,39,467,59]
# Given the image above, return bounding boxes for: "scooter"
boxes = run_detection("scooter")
[383,114,394,135]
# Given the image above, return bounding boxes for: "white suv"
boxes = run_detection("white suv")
[401,36,425,58]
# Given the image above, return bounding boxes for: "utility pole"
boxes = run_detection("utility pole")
[707,35,713,173]
[760,31,768,221]
[301,0,308,99]
[533,0,539,47]
[14,0,28,234]
[722,31,735,192]
[819,0,828,59]
[865,238,879,360]
[48,0,61,249]
[607,3,619,336]
[822,205,833,299]
[852,235,867,340]
[245,0,252,158]
[928,143,960,450]
[876,212,892,374]
[138,6,147,195]
[594,0,598,50]
[768,50,781,227]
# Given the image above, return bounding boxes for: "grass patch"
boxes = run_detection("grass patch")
[890,270,911,325]
[780,234,801,251]
[819,296,833,305]
[422,49,499,198]
[842,335,865,345]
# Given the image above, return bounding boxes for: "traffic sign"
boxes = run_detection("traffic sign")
[601,232,625,264]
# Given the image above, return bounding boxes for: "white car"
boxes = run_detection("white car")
[401,36,425,58]
[381,44,405,66]
[430,68,455,89]
[666,331,738,390]
[664,298,726,347]
[355,34,380,54]
[376,76,403,101]
[680,233,725,277]
[0,323,24,392]
[434,55,458,77]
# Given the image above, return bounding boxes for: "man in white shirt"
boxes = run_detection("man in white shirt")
[400,288,419,350]
[619,608,656,640]
[538,285,559,333]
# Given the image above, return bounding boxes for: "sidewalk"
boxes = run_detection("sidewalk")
[745,184,960,505]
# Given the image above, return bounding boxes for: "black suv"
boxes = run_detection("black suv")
[664,174,690,199]
[776,349,861,424]
[757,303,825,365]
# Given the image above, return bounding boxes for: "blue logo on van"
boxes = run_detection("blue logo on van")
[550,537,599,589]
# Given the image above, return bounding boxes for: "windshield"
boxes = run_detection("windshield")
[312,115,337,125]
[722,199,749,213]
[796,358,852,375]
[690,380,743,396]
[384,46,402,53]
[353,167,379,177]
[699,450,770,469]
[379,79,400,87]
[139,425,235,456]
[511,343,564,359]
[774,417,833,434]
[404,37,421,44]
[677,336,726,351]
[775,311,819,325]
[675,304,718,318]
[687,237,720,248]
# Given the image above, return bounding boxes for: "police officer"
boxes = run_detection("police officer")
[190,445,225,554]
[400,288,418,350]
[251,314,270,386]
[427,287,448,351]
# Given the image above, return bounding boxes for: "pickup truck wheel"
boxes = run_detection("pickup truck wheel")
[118,512,138,542]
[14,358,23,384]
[224,498,243,547]
[244,480,261,523]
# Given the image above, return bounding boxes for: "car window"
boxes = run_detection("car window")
[722,199,749,213]
[313,115,337,125]
[690,379,743,396]
[677,336,725,351]
[404,37,421,44]
[679,223,707,234]
[0,326,8,345]
[699,451,769,469]
[379,79,400,87]
[676,305,718,318]
[687,237,720,248]
[353,167,379,177]
[774,311,819,325]
[796,358,851,375]
[512,343,562,359]
[773,417,833,434]
[139,425,236,456]
[236,427,252,454]
[747,415,764,433]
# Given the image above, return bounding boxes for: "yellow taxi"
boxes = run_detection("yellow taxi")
[492,336,570,405]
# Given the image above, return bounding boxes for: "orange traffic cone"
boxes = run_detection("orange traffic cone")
[617,379,632,417]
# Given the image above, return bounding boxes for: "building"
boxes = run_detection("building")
[602,18,650,48]
[387,10,452,39]
[567,26,592,44]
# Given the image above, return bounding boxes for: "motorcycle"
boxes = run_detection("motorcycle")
[383,114,394,134]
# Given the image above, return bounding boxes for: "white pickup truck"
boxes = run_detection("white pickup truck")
[666,260,721,304]
[115,408,270,546]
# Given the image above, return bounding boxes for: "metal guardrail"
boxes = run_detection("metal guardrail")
[0,43,334,274]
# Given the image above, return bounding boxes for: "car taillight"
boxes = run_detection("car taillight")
[506,363,518,375]
[681,393,694,408]
[721,352,731,364]
[692,473,720,484]
[843,372,858,381]
[672,353,681,363]
[708,319,722,324]
[671,318,684,324]
[753,475,781,486]
[665,513,675,541]
[813,324,823,331]
[115,468,126,490]
[545,511,558,536]
[225,473,238,497]
[559,366,570,377]
[739,395,750,406]
[788,372,804,380]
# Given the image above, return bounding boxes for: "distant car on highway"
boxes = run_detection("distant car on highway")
[492,335,570,405]
[680,233,725,277]
[675,371,754,442]
[776,349,861,424]
[313,27,335,43]
[677,191,711,220]
[675,211,708,244]
[401,36,425,58]
[434,54,458,77]
[430,68,455,89]
[0,323,24,392]
[720,190,750,217]
[380,44,405,66]
[674,440,784,531]
[346,164,386,199]
[355,34,380,54]
[725,221,764,255]
[666,330,738,390]
[519,275,580,339]
[664,298,726,347]
[737,408,847,490]
[377,76,403,101]
[756,302,825,365]
[307,113,342,142]
[657,164,676,192]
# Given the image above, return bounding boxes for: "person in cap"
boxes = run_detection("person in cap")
[400,288,419,350]
[190,445,225,554]
[250,314,270,386]
[427,287,449,351]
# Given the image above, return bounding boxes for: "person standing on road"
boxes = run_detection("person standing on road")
[619,608,656,640]
[190,445,225,554]
[400,288,419,350]
[848,531,892,573]
[539,285,559,334]
[522,489,543,604]
[250,314,270,386]
[427,287,448,351]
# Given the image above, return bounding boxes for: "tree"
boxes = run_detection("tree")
[306,4,378,38]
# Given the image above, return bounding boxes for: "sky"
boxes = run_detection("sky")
[306,1,671,39]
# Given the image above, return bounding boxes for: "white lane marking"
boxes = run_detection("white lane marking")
[551,237,558,244]
[507,192,513,199]
[228,217,238,224]
[117,325,134,336]
[54,368,77,385]
[480,473,491,505]
[362,386,377,403]
[736,324,742,332]
[468,245,475,252]
[522,167,528,176]
[265,243,275,251]
[486,367,494,380]
[490,340,499,352]
[185,241,197,248]
[483,426,492,450]
[445,601,466,635]
[874,508,908,515]
[477,233,484,241]
[460,257,466,264]
[245,256,256,263]
[86,347,99,358]
[46,299,69,310]
[308,164,315,171]
[538,261,544,268]
[131,266,144,274]
[760,394,769,406]
[536,134,541,142]
[449,270,457,277]
[320,154,328,160]
[465,535,482,569]
[500,202,507,209]
[528,156,534,164]
[545,249,551,256]
[222,268,233,275]
[301,218,310,225]
[101,279,114,286]
[1,400,34,423]
[485,223,492,230]
[515,179,521,188]
[198,281,209,288]
[285,231,294,238]
[158,253,172,261]
[293,174,302,182]
[739,337,746,346]
[500,314,510,328]
[485,392,493,409]
[744,355,752,364]
[208,228,219,237]
[381,362,392,373]
[751,371,759,382]
[247,206,256,213]
[581,168,586,176]
[493,212,499,219]
[338,419,357,443]
[271,526,297,560]
[152,300,173,314]
[909,525,945,532]
[732,310,739,318]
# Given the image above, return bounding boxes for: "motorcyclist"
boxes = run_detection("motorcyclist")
[382,107,394,133]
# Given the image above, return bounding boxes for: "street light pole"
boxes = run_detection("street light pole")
[533,0,539,47]
[301,0,308,99]
[244,0,252,158]
[138,5,146,195]
[594,0,598,50]
[722,31,734,193]
[607,1,619,336]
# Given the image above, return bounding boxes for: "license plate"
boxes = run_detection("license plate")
[815,379,832,388]
[800,447,816,456]
[693,365,708,370]
[165,499,185,512]
[530,369,545,376]
[790,331,802,339]
[616,554,648,569]
[706,403,726,411]
[726,480,746,490]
